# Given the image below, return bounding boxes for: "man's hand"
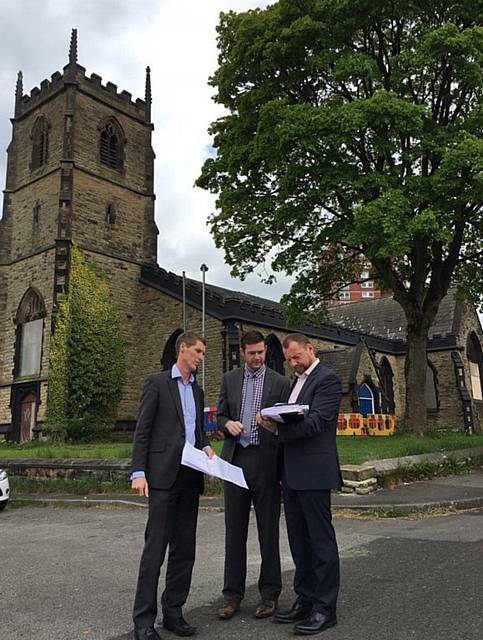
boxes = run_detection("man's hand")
[132,476,149,497]
[204,446,216,459]
[256,413,278,433]
[225,420,245,436]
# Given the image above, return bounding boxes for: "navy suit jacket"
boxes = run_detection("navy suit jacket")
[277,362,342,491]
[130,370,208,492]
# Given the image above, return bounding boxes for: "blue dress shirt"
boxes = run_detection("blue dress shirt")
[131,364,198,480]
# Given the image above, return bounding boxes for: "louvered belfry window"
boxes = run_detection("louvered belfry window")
[31,117,49,170]
[100,122,123,170]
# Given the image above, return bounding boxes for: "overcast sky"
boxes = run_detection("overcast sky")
[0,0,292,301]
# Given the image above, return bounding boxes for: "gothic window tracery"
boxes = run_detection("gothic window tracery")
[31,116,49,169]
[99,120,124,170]
[15,289,46,378]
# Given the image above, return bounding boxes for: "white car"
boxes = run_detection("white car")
[0,468,9,511]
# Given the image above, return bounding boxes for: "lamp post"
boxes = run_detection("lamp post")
[200,264,208,390]
[182,271,186,332]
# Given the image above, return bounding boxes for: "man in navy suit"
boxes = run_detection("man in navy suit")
[258,333,342,635]
[131,331,214,640]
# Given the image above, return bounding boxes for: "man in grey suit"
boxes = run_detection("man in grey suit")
[131,331,214,640]
[216,330,290,621]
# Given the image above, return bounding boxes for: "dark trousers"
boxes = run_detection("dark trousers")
[282,483,339,614]
[223,444,282,602]
[133,467,200,628]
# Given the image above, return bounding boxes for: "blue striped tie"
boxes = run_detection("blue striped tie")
[239,374,255,448]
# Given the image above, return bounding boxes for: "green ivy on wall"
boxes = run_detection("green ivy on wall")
[45,246,126,442]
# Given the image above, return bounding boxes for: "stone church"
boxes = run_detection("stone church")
[0,32,482,441]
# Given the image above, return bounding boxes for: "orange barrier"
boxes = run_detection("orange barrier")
[366,413,396,436]
[337,413,396,437]
[337,413,366,436]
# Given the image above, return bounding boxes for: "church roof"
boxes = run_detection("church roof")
[328,289,463,341]
[317,345,362,393]
[140,265,461,355]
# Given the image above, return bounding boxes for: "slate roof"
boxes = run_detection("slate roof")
[140,265,461,354]
[317,346,361,393]
[328,290,462,341]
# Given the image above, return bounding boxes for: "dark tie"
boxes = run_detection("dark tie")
[239,374,255,447]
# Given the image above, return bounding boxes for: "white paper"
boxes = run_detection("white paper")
[261,403,310,423]
[181,442,248,489]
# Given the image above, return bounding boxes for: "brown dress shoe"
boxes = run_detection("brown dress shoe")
[254,599,278,619]
[218,600,240,620]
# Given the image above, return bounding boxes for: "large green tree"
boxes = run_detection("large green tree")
[197,0,483,433]
[46,246,125,442]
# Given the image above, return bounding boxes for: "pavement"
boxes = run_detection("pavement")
[11,469,483,514]
[2,497,482,640]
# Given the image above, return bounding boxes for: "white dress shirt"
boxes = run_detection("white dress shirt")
[288,358,320,403]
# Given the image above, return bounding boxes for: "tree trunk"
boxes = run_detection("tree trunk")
[404,326,430,435]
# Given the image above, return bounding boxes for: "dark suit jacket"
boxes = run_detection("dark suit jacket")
[277,362,342,491]
[217,366,291,483]
[131,370,209,492]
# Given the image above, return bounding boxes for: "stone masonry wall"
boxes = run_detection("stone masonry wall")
[7,170,61,260]
[72,170,150,264]
[0,248,56,424]
[74,91,152,195]
[136,284,224,408]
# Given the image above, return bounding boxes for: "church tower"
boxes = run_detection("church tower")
[0,30,158,441]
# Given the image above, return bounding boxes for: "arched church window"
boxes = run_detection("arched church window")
[31,116,49,169]
[15,288,46,378]
[380,357,395,414]
[99,120,124,170]
[358,383,374,417]
[265,334,284,374]
[467,332,483,401]
[425,361,439,412]
[161,329,183,371]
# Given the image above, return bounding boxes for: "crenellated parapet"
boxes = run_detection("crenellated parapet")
[13,29,151,124]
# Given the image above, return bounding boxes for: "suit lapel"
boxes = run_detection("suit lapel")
[261,368,274,407]
[167,373,185,427]
[233,367,245,419]
[297,363,321,403]
[193,383,204,447]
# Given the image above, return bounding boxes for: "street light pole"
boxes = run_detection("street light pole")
[182,271,186,332]
[200,264,208,390]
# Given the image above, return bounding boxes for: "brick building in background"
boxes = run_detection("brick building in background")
[0,32,482,441]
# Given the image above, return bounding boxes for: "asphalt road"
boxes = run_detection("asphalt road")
[1,505,482,640]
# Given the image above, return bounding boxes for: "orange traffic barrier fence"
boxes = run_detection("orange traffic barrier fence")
[337,413,396,436]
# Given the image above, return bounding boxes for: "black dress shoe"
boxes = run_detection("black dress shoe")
[294,611,337,635]
[274,600,312,624]
[133,627,162,640]
[162,616,196,637]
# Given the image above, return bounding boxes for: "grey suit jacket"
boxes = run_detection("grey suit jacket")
[217,365,290,483]
[131,370,208,491]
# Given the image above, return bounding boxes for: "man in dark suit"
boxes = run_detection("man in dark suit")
[258,333,342,635]
[131,331,214,640]
[216,330,290,621]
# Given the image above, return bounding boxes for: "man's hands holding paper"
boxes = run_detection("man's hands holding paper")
[257,412,278,433]
[132,446,215,497]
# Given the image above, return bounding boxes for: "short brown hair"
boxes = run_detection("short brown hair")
[282,333,312,349]
[175,331,206,355]
[240,330,265,349]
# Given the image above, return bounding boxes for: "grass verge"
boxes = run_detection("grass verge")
[378,455,483,487]
[1,432,482,464]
